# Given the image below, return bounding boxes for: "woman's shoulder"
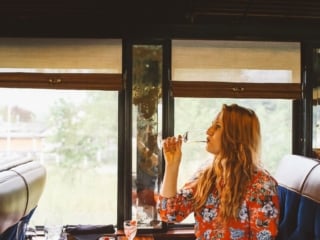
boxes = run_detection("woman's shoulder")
[254,168,277,182]
[250,168,278,194]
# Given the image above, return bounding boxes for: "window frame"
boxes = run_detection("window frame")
[171,81,301,99]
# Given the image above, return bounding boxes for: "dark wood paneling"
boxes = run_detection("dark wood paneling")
[0,73,123,90]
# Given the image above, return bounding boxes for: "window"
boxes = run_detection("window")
[171,40,298,224]
[0,88,118,226]
[131,44,163,229]
[312,47,320,158]
[0,38,122,227]
[175,98,292,179]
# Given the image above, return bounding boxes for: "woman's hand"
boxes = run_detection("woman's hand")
[162,135,183,167]
[160,135,183,198]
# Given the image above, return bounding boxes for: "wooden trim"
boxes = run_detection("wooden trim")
[171,81,302,99]
[0,72,123,91]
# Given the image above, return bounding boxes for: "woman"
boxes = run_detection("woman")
[158,104,279,240]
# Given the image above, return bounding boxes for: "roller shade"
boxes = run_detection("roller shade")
[0,38,122,73]
[172,40,301,99]
[0,38,122,90]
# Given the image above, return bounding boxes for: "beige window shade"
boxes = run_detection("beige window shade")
[0,38,123,90]
[172,40,300,83]
[171,40,301,99]
[0,38,122,73]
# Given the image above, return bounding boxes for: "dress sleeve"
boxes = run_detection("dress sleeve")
[158,182,195,223]
[247,172,280,239]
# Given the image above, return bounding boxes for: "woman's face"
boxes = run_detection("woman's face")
[206,112,223,155]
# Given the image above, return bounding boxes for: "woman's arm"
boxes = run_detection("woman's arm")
[158,136,196,223]
[160,136,182,198]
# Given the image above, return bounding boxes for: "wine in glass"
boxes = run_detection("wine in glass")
[123,220,137,240]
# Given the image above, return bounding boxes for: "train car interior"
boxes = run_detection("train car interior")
[0,0,320,239]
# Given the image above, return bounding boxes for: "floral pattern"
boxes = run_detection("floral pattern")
[158,170,279,240]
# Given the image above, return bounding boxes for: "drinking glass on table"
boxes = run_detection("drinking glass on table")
[123,220,137,240]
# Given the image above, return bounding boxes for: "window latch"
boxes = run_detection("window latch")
[232,87,244,92]
[48,78,62,84]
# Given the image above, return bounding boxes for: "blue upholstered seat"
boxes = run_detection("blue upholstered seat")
[0,208,36,240]
[275,154,320,240]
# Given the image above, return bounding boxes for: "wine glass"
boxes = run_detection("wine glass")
[182,129,207,143]
[158,129,206,148]
[123,220,137,240]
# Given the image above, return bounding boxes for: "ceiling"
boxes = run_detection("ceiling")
[0,0,320,37]
[0,0,320,24]
[189,0,320,24]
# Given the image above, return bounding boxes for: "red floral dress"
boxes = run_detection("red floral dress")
[158,170,279,240]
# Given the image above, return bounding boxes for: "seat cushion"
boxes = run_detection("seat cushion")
[275,154,320,240]
[0,157,46,234]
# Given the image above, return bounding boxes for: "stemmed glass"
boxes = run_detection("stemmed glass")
[182,129,207,143]
[158,129,206,147]
[123,220,137,240]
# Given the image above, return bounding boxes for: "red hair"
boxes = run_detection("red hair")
[193,104,261,221]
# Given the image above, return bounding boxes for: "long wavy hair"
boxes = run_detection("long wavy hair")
[193,104,261,221]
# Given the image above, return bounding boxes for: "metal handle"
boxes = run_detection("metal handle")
[48,78,62,84]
